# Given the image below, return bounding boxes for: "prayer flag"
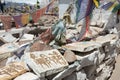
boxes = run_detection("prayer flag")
[101,2,114,10]
[93,0,100,8]
[75,0,95,23]
[21,14,30,26]
[0,15,12,31]
[13,15,23,27]
[112,4,120,13]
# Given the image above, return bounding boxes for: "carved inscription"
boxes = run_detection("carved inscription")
[30,50,68,68]
[0,63,26,76]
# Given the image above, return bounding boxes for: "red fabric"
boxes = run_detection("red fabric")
[40,28,54,44]
[0,15,12,31]
[78,16,90,41]
[32,7,47,23]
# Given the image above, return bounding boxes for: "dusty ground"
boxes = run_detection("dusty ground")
[109,55,120,80]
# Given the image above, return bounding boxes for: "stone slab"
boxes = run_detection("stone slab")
[24,49,68,77]
[62,41,101,52]
[0,62,27,80]
[14,72,39,80]
[91,34,118,45]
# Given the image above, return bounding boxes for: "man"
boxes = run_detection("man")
[0,0,5,13]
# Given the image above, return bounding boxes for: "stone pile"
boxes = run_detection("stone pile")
[0,32,119,80]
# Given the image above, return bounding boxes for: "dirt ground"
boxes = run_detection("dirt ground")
[109,55,120,80]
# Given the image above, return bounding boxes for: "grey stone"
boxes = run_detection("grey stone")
[53,62,78,80]
[95,66,113,80]
[76,70,88,80]
[76,50,98,71]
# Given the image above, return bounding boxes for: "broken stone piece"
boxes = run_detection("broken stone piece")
[63,50,77,63]
[30,41,52,52]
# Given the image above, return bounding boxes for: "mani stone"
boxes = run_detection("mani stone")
[14,72,39,80]
[0,62,27,80]
[24,49,68,77]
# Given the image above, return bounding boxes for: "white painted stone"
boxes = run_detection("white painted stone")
[23,49,68,77]
[0,32,17,43]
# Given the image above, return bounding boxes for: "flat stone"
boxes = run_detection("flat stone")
[0,43,19,61]
[14,72,39,80]
[0,33,17,43]
[91,34,118,45]
[23,49,68,77]
[63,50,77,63]
[62,41,101,52]
[0,62,27,80]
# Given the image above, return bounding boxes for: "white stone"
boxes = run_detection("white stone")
[62,41,101,52]
[14,72,39,80]
[23,49,68,77]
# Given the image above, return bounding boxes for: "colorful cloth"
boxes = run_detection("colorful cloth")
[13,15,23,27]
[21,13,30,26]
[77,15,91,41]
[32,7,47,23]
[101,2,115,10]
[46,0,54,13]
[40,28,53,44]
[51,20,66,44]
[93,0,100,8]
[75,0,95,23]
[0,15,12,31]
[112,4,120,13]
